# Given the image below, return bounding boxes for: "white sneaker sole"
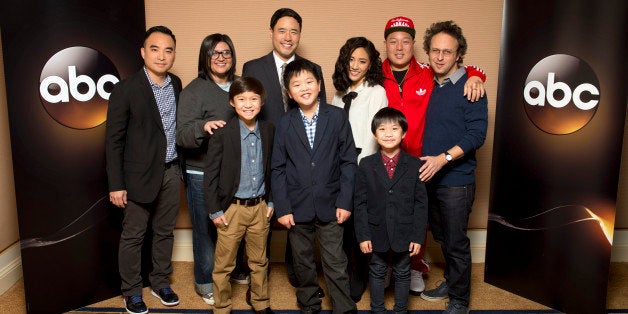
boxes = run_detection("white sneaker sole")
[124,300,148,314]
[420,292,449,302]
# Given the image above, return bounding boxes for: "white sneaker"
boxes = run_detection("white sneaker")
[201,292,214,305]
[410,269,425,295]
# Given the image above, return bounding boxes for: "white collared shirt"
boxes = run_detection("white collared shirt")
[272,52,296,83]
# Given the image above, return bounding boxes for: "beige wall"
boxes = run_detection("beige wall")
[0,39,20,252]
[0,1,626,252]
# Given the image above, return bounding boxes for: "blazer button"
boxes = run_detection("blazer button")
[311,162,315,167]
[388,190,393,194]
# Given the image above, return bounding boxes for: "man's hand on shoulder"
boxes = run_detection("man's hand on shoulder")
[463,76,486,102]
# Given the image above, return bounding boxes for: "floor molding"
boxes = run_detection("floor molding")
[0,242,22,296]
[1,229,626,296]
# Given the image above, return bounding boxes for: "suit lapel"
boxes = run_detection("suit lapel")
[311,103,328,155]
[372,155,391,186]
[226,118,242,172]
[263,52,283,96]
[138,71,166,135]
[289,110,311,152]
[389,153,409,188]
[260,121,273,170]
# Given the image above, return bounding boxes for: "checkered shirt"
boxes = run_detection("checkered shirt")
[144,67,177,162]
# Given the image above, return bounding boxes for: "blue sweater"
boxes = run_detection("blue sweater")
[422,69,488,186]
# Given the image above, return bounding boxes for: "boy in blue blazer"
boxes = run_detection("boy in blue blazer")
[354,107,428,313]
[271,59,358,313]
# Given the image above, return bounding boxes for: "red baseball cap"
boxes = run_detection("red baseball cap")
[384,16,415,39]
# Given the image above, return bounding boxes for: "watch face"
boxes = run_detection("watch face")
[446,154,453,161]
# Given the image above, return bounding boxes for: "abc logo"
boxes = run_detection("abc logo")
[523,54,600,135]
[39,46,120,129]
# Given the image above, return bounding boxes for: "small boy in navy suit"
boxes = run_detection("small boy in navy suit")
[203,77,275,314]
[354,107,428,313]
[271,59,358,313]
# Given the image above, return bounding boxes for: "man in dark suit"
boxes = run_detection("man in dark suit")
[242,7,326,126]
[271,59,357,313]
[106,25,182,314]
[242,8,325,294]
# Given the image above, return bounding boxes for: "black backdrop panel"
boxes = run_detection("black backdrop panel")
[485,0,627,313]
[1,1,145,312]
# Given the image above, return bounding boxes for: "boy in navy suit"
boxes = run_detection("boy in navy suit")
[271,59,357,313]
[203,77,275,314]
[354,107,428,313]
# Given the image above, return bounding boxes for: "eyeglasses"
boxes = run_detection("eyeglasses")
[209,50,232,59]
[430,48,457,57]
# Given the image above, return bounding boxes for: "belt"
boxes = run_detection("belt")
[231,196,264,206]
[165,159,178,169]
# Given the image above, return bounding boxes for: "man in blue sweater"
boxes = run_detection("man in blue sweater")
[416,21,488,314]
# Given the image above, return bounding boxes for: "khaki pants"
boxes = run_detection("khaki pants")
[213,201,270,313]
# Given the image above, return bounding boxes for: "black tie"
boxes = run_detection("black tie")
[342,91,358,113]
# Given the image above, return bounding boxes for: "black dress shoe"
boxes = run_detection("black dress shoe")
[316,287,325,298]
[256,307,275,314]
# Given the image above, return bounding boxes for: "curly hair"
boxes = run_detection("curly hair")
[423,20,467,65]
[332,37,383,92]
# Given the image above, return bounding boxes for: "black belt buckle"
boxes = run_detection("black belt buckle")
[232,197,263,206]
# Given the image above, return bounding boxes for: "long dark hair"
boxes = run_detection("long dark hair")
[332,37,383,91]
[197,33,236,82]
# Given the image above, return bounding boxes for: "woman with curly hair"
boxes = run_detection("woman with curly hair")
[332,36,388,164]
[331,36,388,302]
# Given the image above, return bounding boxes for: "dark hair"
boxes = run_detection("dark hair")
[371,107,408,134]
[332,37,383,91]
[197,33,236,82]
[423,20,467,65]
[270,8,302,30]
[144,25,176,46]
[282,59,321,89]
[229,76,266,104]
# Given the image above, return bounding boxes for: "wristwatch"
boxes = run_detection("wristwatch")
[445,151,453,162]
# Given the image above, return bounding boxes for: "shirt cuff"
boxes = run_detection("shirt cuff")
[209,210,224,220]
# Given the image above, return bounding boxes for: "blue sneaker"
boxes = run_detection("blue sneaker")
[124,294,148,314]
[151,286,180,306]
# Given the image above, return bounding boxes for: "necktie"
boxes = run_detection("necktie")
[280,63,288,112]
[341,91,358,113]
